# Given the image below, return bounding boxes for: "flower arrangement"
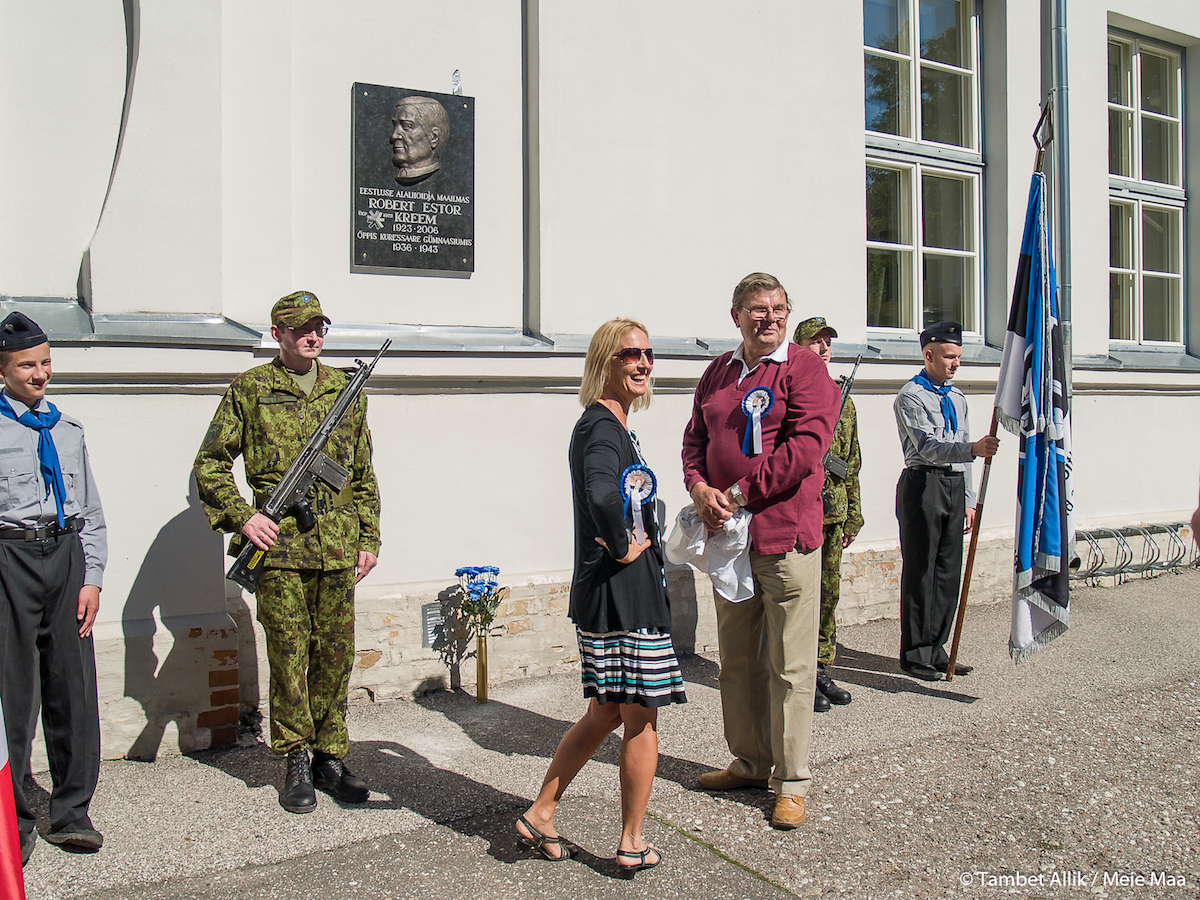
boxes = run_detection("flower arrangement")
[436,566,509,702]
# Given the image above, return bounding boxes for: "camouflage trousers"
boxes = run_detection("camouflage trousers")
[256,566,357,757]
[818,522,845,666]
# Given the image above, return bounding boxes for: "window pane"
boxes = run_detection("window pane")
[1142,207,1179,274]
[1140,52,1172,116]
[866,54,910,136]
[1109,273,1135,340]
[921,67,966,146]
[922,174,969,250]
[1141,116,1179,185]
[1108,109,1133,177]
[919,0,964,67]
[867,166,910,243]
[922,254,969,327]
[1109,202,1132,268]
[868,248,911,328]
[1142,276,1180,342]
[865,0,909,53]
[1108,41,1131,105]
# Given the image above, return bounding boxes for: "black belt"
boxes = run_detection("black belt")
[908,465,961,475]
[0,516,81,542]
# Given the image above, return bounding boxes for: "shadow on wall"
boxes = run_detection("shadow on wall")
[121,475,241,760]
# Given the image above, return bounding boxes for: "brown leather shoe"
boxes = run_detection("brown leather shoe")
[697,768,768,791]
[770,795,807,829]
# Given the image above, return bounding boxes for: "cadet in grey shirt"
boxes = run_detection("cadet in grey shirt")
[892,322,997,682]
[0,311,107,864]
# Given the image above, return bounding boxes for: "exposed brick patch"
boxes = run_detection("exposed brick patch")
[210,725,237,748]
[197,706,239,728]
[208,669,238,687]
[211,649,237,665]
[355,649,382,669]
[209,688,239,707]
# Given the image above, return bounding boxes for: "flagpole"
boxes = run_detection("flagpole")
[946,103,1055,681]
[945,408,998,682]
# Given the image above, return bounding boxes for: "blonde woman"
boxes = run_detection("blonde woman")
[515,318,685,876]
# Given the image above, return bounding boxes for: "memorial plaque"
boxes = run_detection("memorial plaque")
[352,83,475,276]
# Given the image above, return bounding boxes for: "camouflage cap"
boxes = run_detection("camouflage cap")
[920,321,963,347]
[271,291,331,327]
[0,311,48,351]
[793,316,838,343]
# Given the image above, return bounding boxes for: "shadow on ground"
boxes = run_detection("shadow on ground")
[413,691,709,789]
[830,645,980,703]
[190,738,636,880]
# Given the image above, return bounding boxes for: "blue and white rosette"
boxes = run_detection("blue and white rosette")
[740,386,774,455]
[620,464,657,544]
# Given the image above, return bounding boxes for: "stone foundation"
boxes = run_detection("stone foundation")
[30,536,1018,770]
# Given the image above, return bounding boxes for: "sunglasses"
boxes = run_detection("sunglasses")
[614,347,655,364]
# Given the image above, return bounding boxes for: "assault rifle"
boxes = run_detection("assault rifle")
[822,354,863,483]
[227,340,391,593]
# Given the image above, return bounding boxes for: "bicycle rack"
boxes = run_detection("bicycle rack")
[1070,522,1197,584]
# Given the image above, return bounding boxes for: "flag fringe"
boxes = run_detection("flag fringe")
[1010,619,1068,663]
[1013,554,1067,593]
[996,407,1022,436]
[1013,584,1070,627]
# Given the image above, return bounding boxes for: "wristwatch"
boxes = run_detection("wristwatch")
[729,483,747,508]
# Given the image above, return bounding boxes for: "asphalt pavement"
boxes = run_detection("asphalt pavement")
[20,568,1200,900]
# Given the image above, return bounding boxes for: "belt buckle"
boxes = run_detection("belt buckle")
[23,527,41,542]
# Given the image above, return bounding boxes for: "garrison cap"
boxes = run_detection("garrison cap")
[920,321,963,347]
[271,291,331,328]
[793,316,838,343]
[0,311,48,351]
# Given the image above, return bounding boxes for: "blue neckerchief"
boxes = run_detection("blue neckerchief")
[912,370,958,434]
[0,392,67,526]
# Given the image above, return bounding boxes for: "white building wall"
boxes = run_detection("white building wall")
[88,1,223,315]
[0,0,125,297]
[5,1,1200,765]
[538,3,868,342]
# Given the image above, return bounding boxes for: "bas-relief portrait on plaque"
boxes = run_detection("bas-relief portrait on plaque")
[352,83,475,276]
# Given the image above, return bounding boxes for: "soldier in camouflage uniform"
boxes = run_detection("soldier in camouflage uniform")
[194,291,381,814]
[793,318,862,711]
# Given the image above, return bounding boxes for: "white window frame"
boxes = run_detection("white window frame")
[1107,32,1186,347]
[867,160,983,334]
[865,0,983,338]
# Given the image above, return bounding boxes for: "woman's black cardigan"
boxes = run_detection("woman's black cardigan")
[567,403,671,634]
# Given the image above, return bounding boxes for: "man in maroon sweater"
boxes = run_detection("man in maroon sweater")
[682,272,840,829]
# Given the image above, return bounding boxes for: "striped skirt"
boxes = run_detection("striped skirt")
[577,628,688,708]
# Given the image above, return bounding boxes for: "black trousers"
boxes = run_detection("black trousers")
[0,533,100,836]
[896,467,965,667]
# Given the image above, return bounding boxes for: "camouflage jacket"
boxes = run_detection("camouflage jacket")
[194,357,381,570]
[822,395,864,536]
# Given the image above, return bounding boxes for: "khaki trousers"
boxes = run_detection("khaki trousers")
[714,546,820,798]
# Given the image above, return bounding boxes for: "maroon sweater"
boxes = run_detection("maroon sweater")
[682,343,840,554]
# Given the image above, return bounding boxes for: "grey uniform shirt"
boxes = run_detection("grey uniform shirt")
[893,376,977,506]
[0,391,108,588]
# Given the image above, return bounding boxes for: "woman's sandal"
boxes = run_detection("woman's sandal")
[515,814,576,862]
[616,844,662,875]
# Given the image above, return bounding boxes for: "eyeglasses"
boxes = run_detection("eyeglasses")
[738,304,791,321]
[614,347,655,364]
[285,323,328,337]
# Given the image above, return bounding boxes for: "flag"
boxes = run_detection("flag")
[995,170,1073,662]
[0,699,27,899]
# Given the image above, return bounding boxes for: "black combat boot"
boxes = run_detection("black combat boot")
[817,664,852,705]
[814,686,831,713]
[280,748,317,814]
[312,751,370,803]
